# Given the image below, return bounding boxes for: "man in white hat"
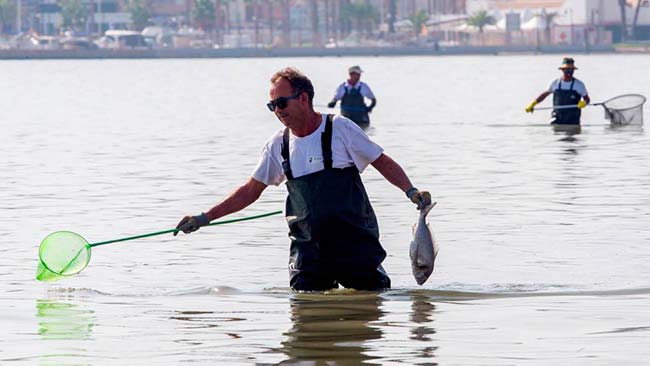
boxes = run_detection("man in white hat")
[525,57,590,125]
[327,65,377,126]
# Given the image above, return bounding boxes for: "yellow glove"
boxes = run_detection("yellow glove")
[577,100,587,109]
[525,100,538,113]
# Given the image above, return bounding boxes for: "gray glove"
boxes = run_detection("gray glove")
[406,188,432,210]
[174,213,210,236]
[327,100,337,108]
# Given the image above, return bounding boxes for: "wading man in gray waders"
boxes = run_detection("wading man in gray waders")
[327,65,377,126]
[525,57,590,125]
[175,67,431,291]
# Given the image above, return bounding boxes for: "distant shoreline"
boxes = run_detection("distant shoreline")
[0,45,628,60]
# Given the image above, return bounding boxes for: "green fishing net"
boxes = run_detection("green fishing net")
[36,231,91,281]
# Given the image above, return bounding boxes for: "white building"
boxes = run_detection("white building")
[465,0,650,41]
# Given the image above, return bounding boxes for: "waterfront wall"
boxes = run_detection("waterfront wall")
[0,45,618,60]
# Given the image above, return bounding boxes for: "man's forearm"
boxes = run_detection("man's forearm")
[205,178,266,221]
[371,153,413,192]
[536,91,551,103]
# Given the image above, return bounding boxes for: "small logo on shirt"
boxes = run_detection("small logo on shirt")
[308,156,323,164]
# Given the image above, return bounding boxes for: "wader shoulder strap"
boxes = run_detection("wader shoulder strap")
[556,79,562,91]
[281,128,294,180]
[322,115,334,169]
[569,79,575,91]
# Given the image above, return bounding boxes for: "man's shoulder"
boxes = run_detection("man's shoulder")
[331,114,354,126]
[262,128,285,149]
[331,114,366,134]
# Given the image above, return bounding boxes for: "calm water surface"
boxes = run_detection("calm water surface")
[1,55,650,365]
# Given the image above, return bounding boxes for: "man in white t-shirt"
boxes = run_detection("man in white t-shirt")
[327,65,377,126]
[175,67,431,291]
[525,57,591,125]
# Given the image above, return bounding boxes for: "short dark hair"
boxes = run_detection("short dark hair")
[270,67,315,105]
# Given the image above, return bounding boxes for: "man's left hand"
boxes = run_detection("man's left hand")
[406,188,432,210]
[577,100,588,109]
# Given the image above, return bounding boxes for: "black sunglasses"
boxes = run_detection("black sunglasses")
[267,92,302,112]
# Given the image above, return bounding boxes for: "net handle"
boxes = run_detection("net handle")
[89,210,283,247]
[536,94,647,111]
[535,102,603,111]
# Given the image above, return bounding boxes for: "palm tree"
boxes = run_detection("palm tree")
[309,0,320,46]
[251,0,260,47]
[537,9,558,44]
[323,0,330,42]
[281,0,290,47]
[388,0,396,34]
[266,0,274,45]
[631,0,647,40]
[338,0,351,36]
[192,0,215,40]
[618,0,627,41]
[60,0,88,31]
[409,9,428,39]
[0,0,16,34]
[128,0,151,31]
[466,10,496,33]
[341,1,378,36]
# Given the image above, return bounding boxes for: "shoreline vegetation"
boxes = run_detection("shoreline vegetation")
[2,44,642,60]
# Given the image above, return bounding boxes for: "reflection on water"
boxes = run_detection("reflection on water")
[409,292,437,340]
[553,124,582,153]
[36,299,95,340]
[552,124,582,137]
[409,292,438,364]
[278,292,384,365]
[35,299,95,366]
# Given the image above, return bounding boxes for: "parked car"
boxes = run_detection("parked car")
[94,30,150,49]
[30,36,61,50]
[61,38,99,50]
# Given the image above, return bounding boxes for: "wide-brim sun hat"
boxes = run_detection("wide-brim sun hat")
[558,57,578,70]
[348,65,363,74]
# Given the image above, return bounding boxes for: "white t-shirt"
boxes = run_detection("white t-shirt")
[547,78,588,97]
[252,114,383,186]
[333,81,376,100]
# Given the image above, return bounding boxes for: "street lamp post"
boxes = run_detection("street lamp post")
[16,0,21,33]
[566,8,574,45]
[97,0,102,35]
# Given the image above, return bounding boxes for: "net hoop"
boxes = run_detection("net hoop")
[603,94,646,111]
[602,94,646,125]
[38,231,91,276]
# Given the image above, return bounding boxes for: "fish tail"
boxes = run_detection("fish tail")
[421,202,436,216]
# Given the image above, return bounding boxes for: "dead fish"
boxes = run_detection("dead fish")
[410,202,439,285]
